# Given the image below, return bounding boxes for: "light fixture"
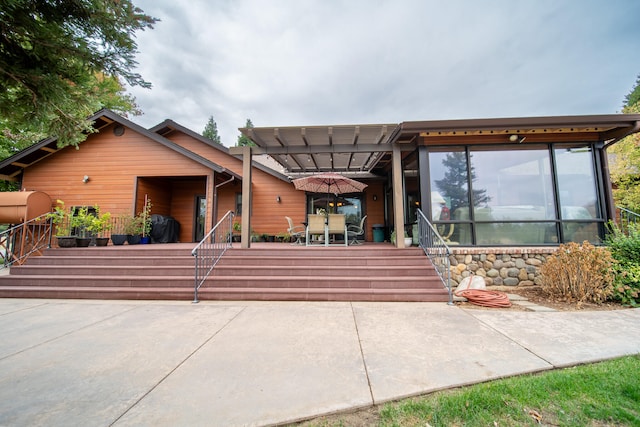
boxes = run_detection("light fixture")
[276,195,281,203]
[372,195,378,201]
[82,175,90,183]
[509,134,526,143]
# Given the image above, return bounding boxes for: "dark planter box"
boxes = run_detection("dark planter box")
[111,234,127,245]
[127,234,141,245]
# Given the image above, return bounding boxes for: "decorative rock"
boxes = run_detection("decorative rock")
[504,277,519,286]
[493,260,504,269]
[487,268,500,278]
[519,280,534,287]
[486,253,496,262]
[464,254,473,264]
[518,269,528,280]
[456,264,467,273]
[526,258,543,266]
[515,258,526,268]
[507,267,520,277]
[476,268,487,277]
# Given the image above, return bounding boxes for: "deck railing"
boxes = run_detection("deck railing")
[1,214,53,268]
[416,209,453,304]
[616,206,640,235]
[191,210,235,303]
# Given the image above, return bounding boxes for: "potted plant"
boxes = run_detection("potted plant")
[110,214,129,245]
[48,200,76,248]
[87,206,112,246]
[232,221,241,242]
[139,197,152,244]
[124,215,143,245]
[71,206,93,247]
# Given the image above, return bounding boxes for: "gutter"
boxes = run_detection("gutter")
[212,175,235,226]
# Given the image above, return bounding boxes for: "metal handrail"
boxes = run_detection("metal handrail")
[191,210,235,303]
[1,214,53,268]
[416,209,453,305]
[616,206,640,235]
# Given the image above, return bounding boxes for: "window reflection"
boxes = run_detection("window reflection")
[427,144,602,245]
[470,148,555,220]
[555,146,600,219]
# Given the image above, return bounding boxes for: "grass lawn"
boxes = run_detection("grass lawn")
[301,355,640,426]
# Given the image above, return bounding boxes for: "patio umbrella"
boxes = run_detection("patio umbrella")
[293,172,367,210]
[293,172,367,195]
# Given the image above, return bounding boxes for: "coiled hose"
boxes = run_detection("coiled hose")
[454,289,512,308]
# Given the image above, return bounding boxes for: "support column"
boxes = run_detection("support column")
[418,146,430,220]
[392,144,405,248]
[241,146,252,248]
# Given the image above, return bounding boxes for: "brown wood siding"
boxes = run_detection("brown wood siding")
[165,131,309,236]
[170,179,206,241]
[20,123,214,241]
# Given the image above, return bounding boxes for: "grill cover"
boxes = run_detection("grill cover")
[150,214,180,243]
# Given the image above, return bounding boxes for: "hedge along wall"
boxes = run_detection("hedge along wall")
[448,247,558,288]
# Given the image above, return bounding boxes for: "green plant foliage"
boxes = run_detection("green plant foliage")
[202,115,222,145]
[236,119,256,147]
[605,222,640,306]
[540,241,614,305]
[0,0,156,149]
[380,356,640,426]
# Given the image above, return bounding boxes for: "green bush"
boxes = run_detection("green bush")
[540,241,614,305]
[605,222,640,306]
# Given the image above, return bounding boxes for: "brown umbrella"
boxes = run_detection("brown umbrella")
[293,172,368,212]
[293,172,367,195]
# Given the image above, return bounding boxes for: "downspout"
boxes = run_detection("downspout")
[213,173,235,226]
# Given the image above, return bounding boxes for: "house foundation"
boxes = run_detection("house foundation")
[449,247,557,288]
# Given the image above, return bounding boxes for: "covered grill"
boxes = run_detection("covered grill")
[0,191,51,224]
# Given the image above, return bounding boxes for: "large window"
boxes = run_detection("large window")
[428,144,603,245]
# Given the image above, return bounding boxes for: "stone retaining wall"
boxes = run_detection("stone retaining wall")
[449,247,557,288]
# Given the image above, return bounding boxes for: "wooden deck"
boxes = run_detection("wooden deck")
[0,242,450,302]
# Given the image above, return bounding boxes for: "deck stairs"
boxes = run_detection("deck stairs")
[0,244,449,302]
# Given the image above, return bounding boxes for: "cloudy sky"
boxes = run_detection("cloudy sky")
[126,0,640,147]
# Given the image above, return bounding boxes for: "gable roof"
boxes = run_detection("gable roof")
[151,119,291,182]
[0,109,241,181]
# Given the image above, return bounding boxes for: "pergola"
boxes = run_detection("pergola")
[230,114,640,248]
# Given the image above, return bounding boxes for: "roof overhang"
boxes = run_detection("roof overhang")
[237,123,398,175]
[391,114,640,147]
[0,109,241,182]
[238,114,640,176]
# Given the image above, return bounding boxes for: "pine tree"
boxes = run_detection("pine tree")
[202,116,222,145]
[237,119,256,147]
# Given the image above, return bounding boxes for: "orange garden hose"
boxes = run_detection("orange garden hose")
[454,289,512,308]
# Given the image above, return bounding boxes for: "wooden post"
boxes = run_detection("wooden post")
[392,144,405,248]
[241,145,252,248]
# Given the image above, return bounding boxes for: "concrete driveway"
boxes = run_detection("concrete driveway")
[1,299,639,426]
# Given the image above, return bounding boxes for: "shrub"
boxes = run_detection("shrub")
[540,241,614,305]
[604,222,640,306]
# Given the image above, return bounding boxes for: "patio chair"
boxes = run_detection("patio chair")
[285,216,305,245]
[327,214,348,246]
[306,214,327,246]
[347,215,367,245]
